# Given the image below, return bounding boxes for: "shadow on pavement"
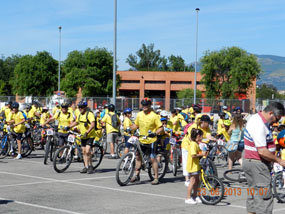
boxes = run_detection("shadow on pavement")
[0,200,14,205]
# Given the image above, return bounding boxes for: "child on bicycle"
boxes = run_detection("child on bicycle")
[185,128,206,205]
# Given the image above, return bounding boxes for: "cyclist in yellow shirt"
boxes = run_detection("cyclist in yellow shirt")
[170,110,181,133]
[7,102,26,159]
[223,106,232,120]
[101,104,121,159]
[130,98,163,185]
[0,101,12,120]
[69,101,96,174]
[123,108,133,154]
[40,107,51,126]
[52,102,61,116]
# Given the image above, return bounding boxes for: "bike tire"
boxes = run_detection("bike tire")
[0,136,9,159]
[116,152,135,186]
[199,175,224,205]
[223,169,247,183]
[44,137,51,165]
[53,145,73,173]
[116,142,125,158]
[92,144,104,170]
[273,172,285,203]
[204,159,218,177]
[172,149,178,176]
[21,138,33,157]
[148,152,168,181]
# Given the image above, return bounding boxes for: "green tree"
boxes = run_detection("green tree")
[177,88,202,99]
[200,47,261,98]
[12,51,58,96]
[61,48,120,97]
[168,55,194,71]
[126,43,168,71]
[256,84,285,99]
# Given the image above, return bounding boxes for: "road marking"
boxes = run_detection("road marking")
[0,197,85,214]
[0,171,247,210]
[273,207,285,213]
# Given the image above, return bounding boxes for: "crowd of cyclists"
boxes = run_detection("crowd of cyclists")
[1,98,285,206]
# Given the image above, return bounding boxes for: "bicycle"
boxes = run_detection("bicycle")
[53,130,104,173]
[168,131,183,176]
[208,139,228,168]
[198,157,225,205]
[42,125,57,165]
[223,168,247,183]
[0,125,9,159]
[116,135,168,186]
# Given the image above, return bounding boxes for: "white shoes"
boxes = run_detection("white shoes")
[185,198,197,205]
[14,154,22,160]
[184,180,190,187]
[195,197,202,204]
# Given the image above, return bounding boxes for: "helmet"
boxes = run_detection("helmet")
[108,104,115,111]
[160,110,168,117]
[104,104,109,108]
[12,102,19,109]
[200,115,211,123]
[141,98,152,106]
[77,101,87,108]
[193,104,202,113]
[42,107,48,111]
[160,117,167,122]
[277,130,285,147]
[123,108,132,114]
[223,105,228,110]
[55,102,60,106]
[218,112,226,118]
[223,120,232,126]
[61,102,69,108]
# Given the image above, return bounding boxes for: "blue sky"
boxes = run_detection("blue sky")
[1,0,285,70]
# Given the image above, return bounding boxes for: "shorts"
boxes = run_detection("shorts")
[81,138,94,147]
[141,142,157,159]
[182,148,189,176]
[189,171,200,176]
[124,136,132,148]
[107,132,119,144]
[57,132,69,146]
[13,132,23,140]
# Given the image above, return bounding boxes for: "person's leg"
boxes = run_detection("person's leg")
[82,146,88,167]
[17,139,22,155]
[186,175,196,199]
[182,149,189,183]
[108,133,115,156]
[228,152,234,170]
[192,174,200,199]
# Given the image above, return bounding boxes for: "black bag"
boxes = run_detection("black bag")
[109,113,120,129]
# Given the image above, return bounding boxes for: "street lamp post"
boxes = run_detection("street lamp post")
[112,0,117,106]
[193,8,200,104]
[58,26,62,93]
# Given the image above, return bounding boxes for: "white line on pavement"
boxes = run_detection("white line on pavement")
[273,207,285,213]
[0,197,85,214]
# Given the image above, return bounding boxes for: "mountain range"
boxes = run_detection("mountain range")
[256,54,285,90]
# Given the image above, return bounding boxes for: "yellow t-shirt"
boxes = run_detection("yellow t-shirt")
[102,112,120,134]
[220,128,230,142]
[224,110,232,120]
[76,111,96,139]
[74,108,80,119]
[281,149,285,160]
[4,107,11,119]
[40,112,51,125]
[123,117,133,136]
[7,111,26,133]
[54,111,74,133]
[181,134,191,150]
[217,119,224,135]
[178,113,187,127]
[135,111,163,144]
[186,141,201,173]
[281,117,285,125]
[187,123,211,143]
[170,116,180,132]
[52,106,61,116]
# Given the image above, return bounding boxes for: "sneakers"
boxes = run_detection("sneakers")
[80,167,87,173]
[195,197,202,204]
[151,178,159,185]
[184,180,190,187]
[185,198,197,205]
[87,166,93,174]
[130,175,140,183]
[108,154,117,159]
[14,154,22,160]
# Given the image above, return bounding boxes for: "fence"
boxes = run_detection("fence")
[0,95,254,113]
[255,99,285,112]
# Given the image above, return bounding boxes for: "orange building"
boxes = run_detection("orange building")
[117,71,256,111]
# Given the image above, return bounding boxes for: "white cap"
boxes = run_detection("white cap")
[223,106,227,110]
[160,110,168,117]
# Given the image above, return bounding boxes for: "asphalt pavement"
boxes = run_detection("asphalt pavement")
[0,149,284,214]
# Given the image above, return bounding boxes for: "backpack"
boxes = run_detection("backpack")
[20,110,28,121]
[180,112,189,122]
[78,111,98,130]
[109,113,120,129]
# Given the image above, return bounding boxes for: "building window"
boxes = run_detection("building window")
[145,81,166,84]
[171,81,192,84]
[121,80,140,83]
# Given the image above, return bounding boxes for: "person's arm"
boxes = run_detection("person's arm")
[43,117,55,126]
[14,118,25,127]
[86,121,95,134]
[192,151,207,158]
[258,148,285,166]
[155,126,164,135]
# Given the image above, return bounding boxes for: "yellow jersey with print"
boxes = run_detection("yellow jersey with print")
[123,117,133,136]
[187,123,211,143]
[170,116,180,132]
[7,111,26,133]
[54,111,73,133]
[76,111,96,139]
[220,128,230,142]
[102,112,120,134]
[186,140,201,173]
[181,134,191,150]
[135,111,162,145]
[4,107,11,119]
[40,112,51,125]
[224,110,232,120]
[52,106,61,116]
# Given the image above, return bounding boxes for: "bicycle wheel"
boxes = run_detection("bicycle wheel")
[116,152,135,186]
[171,149,178,176]
[148,153,168,181]
[273,172,285,203]
[92,144,104,170]
[21,138,33,157]
[199,175,224,205]
[215,146,228,167]
[204,159,218,177]
[0,135,9,159]
[53,145,73,173]
[223,169,247,183]
[116,142,125,158]
[44,137,51,165]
